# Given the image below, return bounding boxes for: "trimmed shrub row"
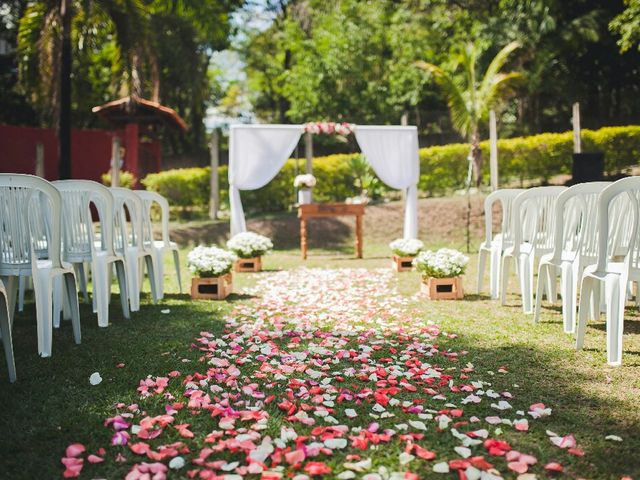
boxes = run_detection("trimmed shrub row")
[141,125,640,214]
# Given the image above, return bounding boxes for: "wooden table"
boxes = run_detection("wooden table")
[298,203,365,259]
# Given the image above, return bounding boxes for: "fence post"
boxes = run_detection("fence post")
[209,129,219,220]
[489,110,498,191]
[35,142,45,177]
[111,136,121,187]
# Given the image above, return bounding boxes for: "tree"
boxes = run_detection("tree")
[17,0,146,178]
[416,41,522,186]
[610,0,640,53]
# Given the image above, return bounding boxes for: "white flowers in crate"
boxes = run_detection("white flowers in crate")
[294,174,317,189]
[413,248,469,279]
[227,232,273,259]
[389,238,424,257]
[187,246,237,278]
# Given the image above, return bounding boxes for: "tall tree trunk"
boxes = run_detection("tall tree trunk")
[58,0,72,179]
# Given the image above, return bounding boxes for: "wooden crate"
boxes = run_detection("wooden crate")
[392,255,414,272]
[190,273,233,300]
[421,276,464,300]
[235,256,262,273]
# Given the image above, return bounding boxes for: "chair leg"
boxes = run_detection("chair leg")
[63,273,81,345]
[477,249,487,295]
[489,247,501,300]
[125,252,141,312]
[0,293,16,382]
[533,263,547,323]
[545,264,558,304]
[144,255,159,304]
[92,259,110,328]
[576,276,595,350]
[33,273,53,358]
[173,249,182,294]
[115,260,130,320]
[154,249,165,300]
[500,256,512,306]
[2,276,18,328]
[18,275,26,312]
[560,262,576,334]
[73,263,89,303]
[605,275,625,366]
[519,253,534,314]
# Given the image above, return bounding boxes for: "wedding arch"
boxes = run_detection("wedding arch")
[228,124,420,239]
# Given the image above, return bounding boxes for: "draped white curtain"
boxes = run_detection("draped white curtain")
[229,124,303,235]
[228,124,420,239]
[354,126,420,238]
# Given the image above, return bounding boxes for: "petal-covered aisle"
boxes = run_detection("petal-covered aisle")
[63,269,589,479]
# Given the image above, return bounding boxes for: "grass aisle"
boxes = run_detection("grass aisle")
[2,260,637,479]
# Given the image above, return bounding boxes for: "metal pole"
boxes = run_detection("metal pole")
[489,110,498,191]
[209,129,219,220]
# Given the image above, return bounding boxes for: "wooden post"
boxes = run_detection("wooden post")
[35,142,45,178]
[209,129,219,220]
[125,123,139,186]
[111,136,121,187]
[489,110,498,191]
[572,102,581,154]
[401,111,408,126]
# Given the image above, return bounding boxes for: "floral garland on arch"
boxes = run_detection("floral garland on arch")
[304,121,354,136]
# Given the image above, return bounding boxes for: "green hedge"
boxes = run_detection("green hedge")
[141,125,640,214]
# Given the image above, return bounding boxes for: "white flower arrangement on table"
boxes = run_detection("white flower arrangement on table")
[294,174,317,189]
[389,238,424,257]
[413,248,469,279]
[187,246,237,278]
[227,232,273,259]
[304,121,353,136]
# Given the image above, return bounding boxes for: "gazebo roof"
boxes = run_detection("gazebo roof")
[91,95,188,131]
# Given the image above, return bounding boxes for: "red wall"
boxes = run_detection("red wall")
[0,124,160,182]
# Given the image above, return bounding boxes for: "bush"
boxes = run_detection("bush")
[141,125,640,212]
[100,170,137,189]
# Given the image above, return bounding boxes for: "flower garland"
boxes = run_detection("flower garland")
[304,121,353,136]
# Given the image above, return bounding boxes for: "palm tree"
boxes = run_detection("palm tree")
[417,41,522,186]
[17,0,147,179]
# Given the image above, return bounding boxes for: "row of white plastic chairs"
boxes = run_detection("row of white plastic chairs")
[477,177,640,366]
[0,173,181,382]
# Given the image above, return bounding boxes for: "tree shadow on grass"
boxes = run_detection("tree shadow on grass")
[0,296,229,478]
[437,331,640,478]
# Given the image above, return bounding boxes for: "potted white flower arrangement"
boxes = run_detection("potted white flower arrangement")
[389,238,424,272]
[294,174,317,204]
[227,232,273,272]
[413,248,469,300]
[187,246,237,300]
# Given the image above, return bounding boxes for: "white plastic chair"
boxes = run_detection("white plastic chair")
[111,188,159,312]
[0,278,15,382]
[533,182,609,332]
[576,177,640,366]
[477,189,523,299]
[135,190,182,299]
[0,174,80,357]
[500,186,567,313]
[54,180,130,327]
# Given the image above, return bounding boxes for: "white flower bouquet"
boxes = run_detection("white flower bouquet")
[413,248,469,279]
[187,246,237,278]
[294,174,317,189]
[227,232,273,259]
[389,238,424,257]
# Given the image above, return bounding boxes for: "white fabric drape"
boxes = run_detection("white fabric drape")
[229,124,303,235]
[354,126,420,238]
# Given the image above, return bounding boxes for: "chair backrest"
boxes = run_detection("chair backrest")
[511,186,567,255]
[53,180,117,258]
[482,189,523,246]
[110,187,146,253]
[135,190,172,247]
[594,177,640,273]
[0,174,63,271]
[550,182,610,263]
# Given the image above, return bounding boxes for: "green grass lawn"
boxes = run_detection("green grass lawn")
[1,233,639,479]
